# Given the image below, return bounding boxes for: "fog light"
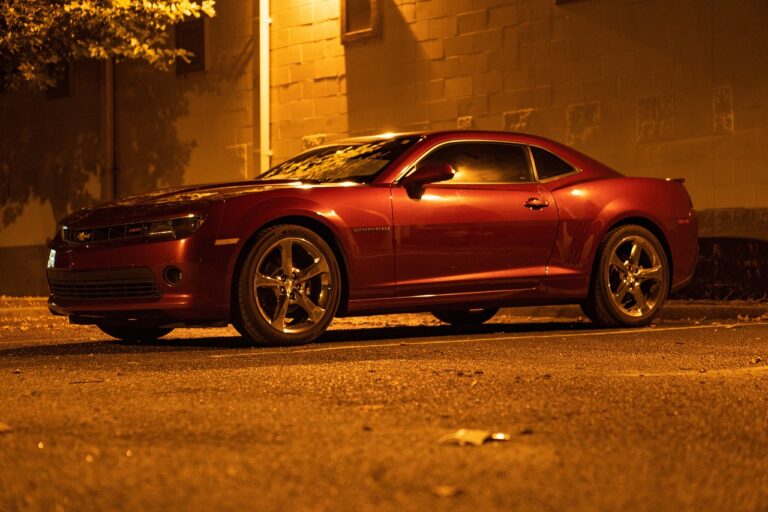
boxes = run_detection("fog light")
[163,266,183,286]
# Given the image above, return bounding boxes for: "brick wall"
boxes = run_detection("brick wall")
[270,0,349,163]
[117,0,256,196]
[0,1,255,294]
[270,0,768,216]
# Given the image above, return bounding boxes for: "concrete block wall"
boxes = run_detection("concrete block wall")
[270,0,768,223]
[0,60,104,294]
[0,0,256,294]
[270,0,349,163]
[116,0,256,196]
[1,0,766,295]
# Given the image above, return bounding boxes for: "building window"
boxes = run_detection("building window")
[341,0,381,44]
[176,17,206,74]
[45,61,71,99]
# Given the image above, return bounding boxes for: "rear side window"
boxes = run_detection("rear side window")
[419,142,533,183]
[531,146,575,180]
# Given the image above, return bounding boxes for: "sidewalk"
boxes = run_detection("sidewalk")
[2,296,766,322]
[507,301,768,322]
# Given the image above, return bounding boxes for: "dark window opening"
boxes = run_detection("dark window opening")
[176,17,205,74]
[420,143,534,184]
[347,0,371,32]
[530,146,575,180]
[341,0,381,44]
[45,61,71,99]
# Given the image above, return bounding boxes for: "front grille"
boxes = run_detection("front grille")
[48,268,161,301]
[62,223,147,245]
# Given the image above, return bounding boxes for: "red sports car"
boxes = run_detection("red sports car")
[47,131,698,345]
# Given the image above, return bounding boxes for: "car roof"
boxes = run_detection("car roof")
[330,130,558,145]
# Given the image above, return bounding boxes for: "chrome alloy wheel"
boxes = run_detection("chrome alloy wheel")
[604,235,665,318]
[252,237,333,334]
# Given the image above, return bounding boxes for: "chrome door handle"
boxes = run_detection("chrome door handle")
[524,197,549,210]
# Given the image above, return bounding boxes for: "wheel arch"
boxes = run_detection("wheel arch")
[586,216,674,295]
[228,215,351,324]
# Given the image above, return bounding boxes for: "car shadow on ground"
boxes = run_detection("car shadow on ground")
[321,321,592,343]
[0,321,595,359]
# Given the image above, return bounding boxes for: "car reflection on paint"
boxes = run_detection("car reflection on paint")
[47,130,698,346]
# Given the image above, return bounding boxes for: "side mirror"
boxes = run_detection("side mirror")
[402,163,455,198]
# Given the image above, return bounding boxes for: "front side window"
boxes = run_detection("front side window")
[258,136,418,183]
[419,142,533,184]
[530,146,575,180]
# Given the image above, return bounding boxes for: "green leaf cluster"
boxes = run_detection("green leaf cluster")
[0,0,216,90]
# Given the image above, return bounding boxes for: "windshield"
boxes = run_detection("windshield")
[257,136,420,183]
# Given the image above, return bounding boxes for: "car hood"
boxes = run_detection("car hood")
[60,180,299,227]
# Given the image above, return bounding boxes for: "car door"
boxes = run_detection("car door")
[391,141,559,296]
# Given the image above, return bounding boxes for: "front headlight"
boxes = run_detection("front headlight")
[146,214,206,241]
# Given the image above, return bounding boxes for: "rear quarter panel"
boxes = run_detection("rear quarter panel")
[543,177,698,296]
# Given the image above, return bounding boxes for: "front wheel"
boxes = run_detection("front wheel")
[97,325,173,342]
[235,225,341,346]
[432,308,499,325]
[582,225,669,327]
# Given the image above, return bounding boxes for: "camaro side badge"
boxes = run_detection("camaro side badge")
[352,227,391,233]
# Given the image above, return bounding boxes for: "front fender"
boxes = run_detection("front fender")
[215,186,396,309]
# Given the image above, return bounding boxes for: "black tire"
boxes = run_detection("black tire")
[432,308,499,325]
[235,225,341,346]
[98,325,173,342]
[582,225,669,327]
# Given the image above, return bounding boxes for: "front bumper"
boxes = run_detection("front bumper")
[46,208,235,326]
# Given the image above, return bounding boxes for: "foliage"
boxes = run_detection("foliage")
[0,0,216,90]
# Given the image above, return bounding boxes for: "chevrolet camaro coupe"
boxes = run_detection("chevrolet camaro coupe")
[47,130,698,345]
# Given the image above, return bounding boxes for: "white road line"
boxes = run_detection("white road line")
[0,337,95,345]
[210,322,768,359]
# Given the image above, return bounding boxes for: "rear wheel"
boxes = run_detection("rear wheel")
[235,225,341,346]
[432,308,499,325]
[582,225,669,327]
[97,325,173,342]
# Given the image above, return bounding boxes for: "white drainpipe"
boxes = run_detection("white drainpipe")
[259,0,272,173]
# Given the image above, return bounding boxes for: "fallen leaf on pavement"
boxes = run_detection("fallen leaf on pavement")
[431,485,462,498]
[439,428,510,446]
[750,356,763,364]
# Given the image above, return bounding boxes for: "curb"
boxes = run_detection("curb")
[500,301,768,321]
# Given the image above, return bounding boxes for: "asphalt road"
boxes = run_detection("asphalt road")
[1,308,767,512]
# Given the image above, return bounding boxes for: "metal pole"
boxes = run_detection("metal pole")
[104,57,117,201]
